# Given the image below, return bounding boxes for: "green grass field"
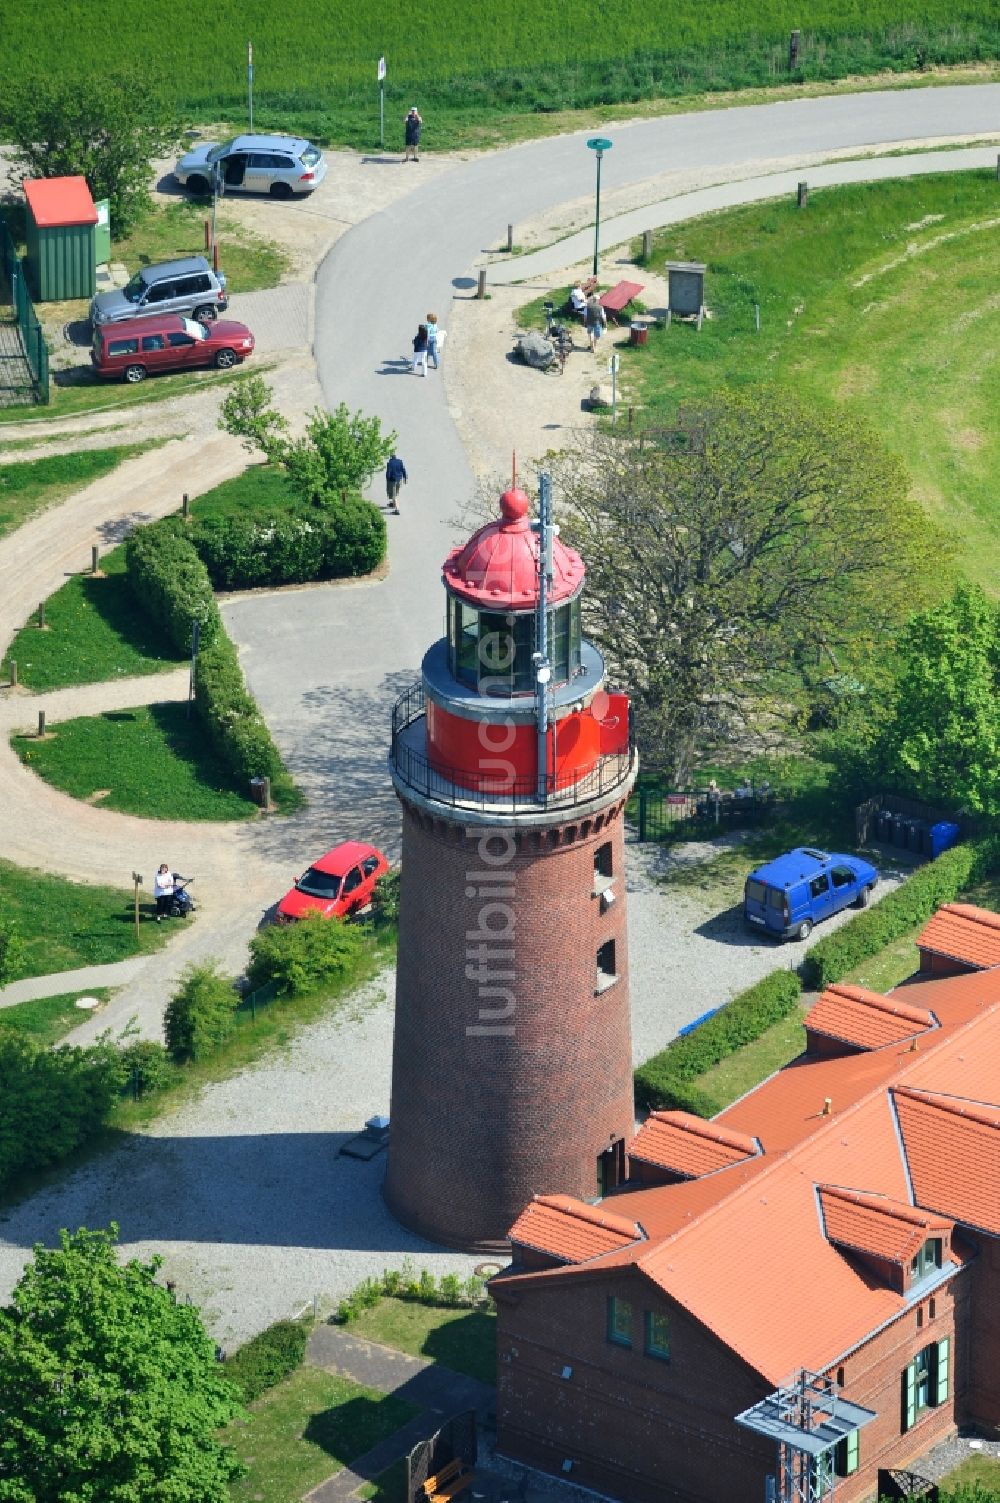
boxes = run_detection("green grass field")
[0,445,153,541]
[0,858,171,979]
[347,1298,497,1386]
[13,703,259,821]
[0,989,112,1045]
[628,170,1000,593]
[3,4,999,149]
[113,201,288,295]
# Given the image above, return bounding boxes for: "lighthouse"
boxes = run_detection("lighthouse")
[384,477,637,1251]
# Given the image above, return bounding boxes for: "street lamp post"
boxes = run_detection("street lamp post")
[586,136,613,277]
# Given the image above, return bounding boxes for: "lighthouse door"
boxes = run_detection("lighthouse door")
[597,1139,625,1196]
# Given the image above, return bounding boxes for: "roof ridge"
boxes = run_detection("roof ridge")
[894,1083,1000,1127]
[818,1183,944,1227]
[825,983,934,1027]
[647,1110,758,1154]
[533,1194,639,1239]
[943,902,1000,933]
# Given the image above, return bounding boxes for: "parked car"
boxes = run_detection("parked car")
[174,134,327,199]
[91,256,228,327]
[743,847,879,941]
[91,314,254,383]
[276,842,390,923]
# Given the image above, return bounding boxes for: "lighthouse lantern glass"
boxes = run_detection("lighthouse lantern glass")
[448,595,581,693]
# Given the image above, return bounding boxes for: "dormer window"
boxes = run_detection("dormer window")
[911,1238,942,1281]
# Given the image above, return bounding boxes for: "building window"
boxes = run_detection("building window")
[902,1338,950,1432]
[596,940,617,992]
[911,1238,942,1281]
[607,1296,633,1348]
[834,1431,860,1477]
[645,1311,671,1361]
[595,842,613,879]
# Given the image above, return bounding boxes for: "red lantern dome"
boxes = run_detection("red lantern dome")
[442,486,584,609]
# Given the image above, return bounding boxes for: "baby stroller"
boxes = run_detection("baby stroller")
[167,875,196,918]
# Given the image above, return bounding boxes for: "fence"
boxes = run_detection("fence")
[0,216,49,405]
[634,782,782,842]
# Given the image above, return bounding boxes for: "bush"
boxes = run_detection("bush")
[334,1266,489,1326]
[223,1319,308,1403]
[119,1039,172,1096]
[193,633,284,785]
[634,969,803,1114]
[246,914,366,996]
[370,869,400,926]
[800,836,1000,991]
[190,499,386,590]
[125,523,220,656]
[0,1033,122,1189]
[164,963,239,1062]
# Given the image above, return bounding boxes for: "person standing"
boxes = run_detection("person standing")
[153,863,174,921]
[385,452,408,513]
[412,323,429,376]
[585,293,607,353]
[403,107,423,162]
[426,313,446,369]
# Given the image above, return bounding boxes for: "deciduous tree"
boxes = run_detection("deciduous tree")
[0,1225,243,1502]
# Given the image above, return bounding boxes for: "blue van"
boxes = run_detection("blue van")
[744,847,879,941]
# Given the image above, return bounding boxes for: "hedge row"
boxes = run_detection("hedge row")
[191,499,386,591]
[193,633,284,785]
[634,969,803,1114]
[800,835,1000,991]
[0,1033,122,1187]
[223,1319,308,1403]
[124,525,220,654]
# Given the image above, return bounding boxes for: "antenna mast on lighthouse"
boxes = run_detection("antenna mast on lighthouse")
[534,473,554,804]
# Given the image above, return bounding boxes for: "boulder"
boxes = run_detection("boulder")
[515,332,555,369]
[589,384,612,408]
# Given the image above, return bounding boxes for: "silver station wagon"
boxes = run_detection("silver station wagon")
[174,134,327,199]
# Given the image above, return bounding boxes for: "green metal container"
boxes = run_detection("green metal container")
[23,176,98,302]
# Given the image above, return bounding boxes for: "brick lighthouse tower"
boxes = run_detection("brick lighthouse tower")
[384,477,637,1250]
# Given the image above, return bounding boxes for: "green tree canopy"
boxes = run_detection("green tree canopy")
[552,391,946,782]
[0,1225,243,1502]
[1,77,179,237]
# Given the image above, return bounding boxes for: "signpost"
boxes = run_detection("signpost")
[248,41,254,132]
[608,351,620,421]
[378,56,386,150]
[586,137,613,276]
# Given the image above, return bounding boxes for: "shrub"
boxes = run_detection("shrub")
[223,1319,308,1403]
[634,969,803,1114]
[125,522,220,656]
[800,836,1000,991]
[193,633,284,785]
[0,1033,122,1189]
[439,1273,462,1305]
[0,912,25,985]
[319,496,386,577]
[246,914,366,996]
[334,1266,489,1326]
[370,868,400,926]
[164,963,239,1062]
[190,500,386,591]
[119,1039,172,1096]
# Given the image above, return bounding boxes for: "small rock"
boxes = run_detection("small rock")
[589,384,611,408]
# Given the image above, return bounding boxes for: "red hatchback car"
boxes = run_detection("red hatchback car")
[92,313,254,383]
[276,842,389,923]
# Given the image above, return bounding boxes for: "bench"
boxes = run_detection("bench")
[562,274,600,319]
[600,279,645,324]
[422,1457,473,1503]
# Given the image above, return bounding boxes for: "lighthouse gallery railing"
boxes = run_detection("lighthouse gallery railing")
[390,682,636,812]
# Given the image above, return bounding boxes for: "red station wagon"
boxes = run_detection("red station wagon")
[92,313,255,383]
[275,842,390,923]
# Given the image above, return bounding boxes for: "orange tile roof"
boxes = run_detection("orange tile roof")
[805,983,936,1050]
[628,1111,759,1177]
[818,1186,950,1264]
[917,903,1000,970]
[894,1086,1000,1236]
[508,1194,643,1264]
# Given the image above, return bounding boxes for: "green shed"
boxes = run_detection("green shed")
[23,176,98,301]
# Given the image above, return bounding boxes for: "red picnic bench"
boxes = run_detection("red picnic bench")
[600,279,645,324]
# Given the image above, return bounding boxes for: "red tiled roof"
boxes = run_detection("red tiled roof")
[628,1111,759,1177]
[818,1185,951,1264]
[917,903,1000,970]
[805,983,936,1050]
[894,1085,1000,1235]
[23,175,97,228]
[508,1195,643,1263]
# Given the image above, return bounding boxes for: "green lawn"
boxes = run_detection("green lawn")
[629,171,1000,593]
[223,1366,417,1503]
[941,1453,1000,1489]
[347,1299,497,1387]
[696,1003,810,1113]
[0,444,153,541]
[0,361,256,425]
[188,463,302,524]
[14,702,258,821]
[2,543,185,692]
[0,989,112,1045]
[358,1458,407,1503]
[0,858,171,979]
[113,200,288,295]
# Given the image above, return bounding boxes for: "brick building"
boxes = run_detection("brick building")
[493,928,1000,1502]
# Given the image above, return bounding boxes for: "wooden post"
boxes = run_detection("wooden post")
[797,181,809,208]
[182,492,190,520]
[132,870,143,945]
[261,775,271,810]
[627,406,635,427]
[91,545,99,574]
[642,230,653,262]
[9,660,16,688]
[996,153,1000,181]
[37,710,45,738]
[37,601,45,628]
[477,269,487,300]
[789,29,800,69]
[204,219,211,251]
[212,241,220,273]
[506,223,514,252]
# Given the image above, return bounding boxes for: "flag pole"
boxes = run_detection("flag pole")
[378,56,386,150]
[248,41,254,132]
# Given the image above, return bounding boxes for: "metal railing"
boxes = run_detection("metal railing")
[0,217,49,404]
[390,681,636,813]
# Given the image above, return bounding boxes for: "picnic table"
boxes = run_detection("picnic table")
[600,279,645,324]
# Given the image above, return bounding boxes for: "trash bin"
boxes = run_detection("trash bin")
[907,818,925,853]
[891,813,908,846]
[877,809,894,842]
[927,820,961,858]
[249,775,270,808]
[630,322,648,346]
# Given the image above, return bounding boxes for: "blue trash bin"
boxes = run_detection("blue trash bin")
[927,821,961,858]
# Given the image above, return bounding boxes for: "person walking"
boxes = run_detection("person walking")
[153,863,174,921]
[385,452,408,513]
[403,107,423,162]
[426,313,446,369]
[585,293,607,353]
[412,323,429,376]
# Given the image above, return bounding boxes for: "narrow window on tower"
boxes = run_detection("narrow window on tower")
[594,841,613,898]
[596,939,617,992]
